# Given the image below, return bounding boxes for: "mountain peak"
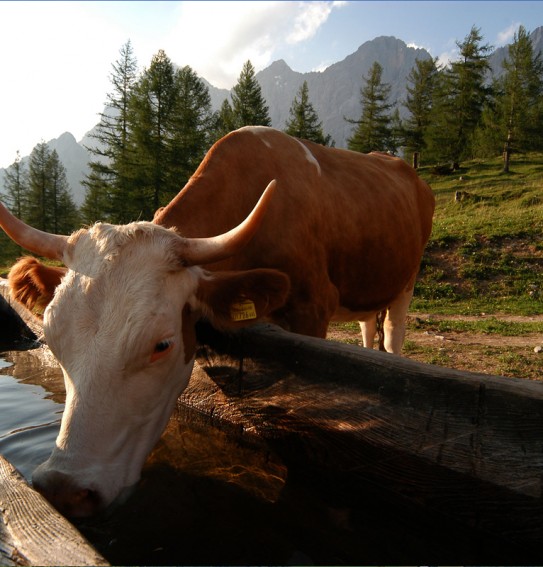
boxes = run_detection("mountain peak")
[57,132,77,143]
[267,59,292,72]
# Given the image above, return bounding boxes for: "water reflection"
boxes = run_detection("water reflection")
[0,351,63,479]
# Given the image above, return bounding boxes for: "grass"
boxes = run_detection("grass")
[412,152,543,316]
[409,316,543,336]
[401,337,541,380]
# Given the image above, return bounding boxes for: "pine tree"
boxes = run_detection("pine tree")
[167,65,214,195]
[500,25,543,171]
[426,26,492,168]
[231,60,271,127]
[284,81,333,145]
[402,57,439,165]
[80,170,111,224]
[470,88,503,159]
[128,49,178,218]
[1,152,28,260]
[83,40,138,223]
[2,151,27,218]
[26,142,52,231]
[48,150,79,234]
[128,51,215,218]
[26,143,78,234]
[346,62,395,153]
[213,98,237,140]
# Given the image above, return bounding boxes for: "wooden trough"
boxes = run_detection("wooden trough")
[183,321,543,563]
[1,279,542,564]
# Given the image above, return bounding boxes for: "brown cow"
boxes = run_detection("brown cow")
[153,127,434,351]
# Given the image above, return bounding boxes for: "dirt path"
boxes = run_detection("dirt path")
[327,313,543,381]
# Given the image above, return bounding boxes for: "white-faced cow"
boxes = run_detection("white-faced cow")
[1,126,434,517]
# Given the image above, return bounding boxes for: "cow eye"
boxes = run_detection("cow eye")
[150,339,174,362]
[155,340,171,353]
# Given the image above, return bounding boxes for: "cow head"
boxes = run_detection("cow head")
[0,181,289,517]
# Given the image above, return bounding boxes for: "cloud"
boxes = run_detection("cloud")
[437,48,458,68]
[496,22,520,46]
[287,1,339,44]
[162,1,344,88]
[406,41,431,52]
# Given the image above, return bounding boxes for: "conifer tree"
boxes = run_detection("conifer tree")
[83,40,138,223]
[346,62,395,153]
[1,152,28,260]
[167,65,214,193]
[426,26,492,168]
[48,150,79,233]
[128,49,178,218]
[26,142,52,231]
[2,151,27,218]
[213,98,236,140]
[128,51,215,218]
[26,143,78,234]
[402,57,439,164]
[231,60,271,127]
[284,81,333,145]
[500,25,543,171]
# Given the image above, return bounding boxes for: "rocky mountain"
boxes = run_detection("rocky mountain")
[256,36,431,147]
[2,28,541,207]
[47,132,90,206]
[488,25,543,80]
[0,132,89,207]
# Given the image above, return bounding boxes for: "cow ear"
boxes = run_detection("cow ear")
[8,257,67,314]
[195,269,290,330]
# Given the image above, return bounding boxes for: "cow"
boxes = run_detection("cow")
[0,126,434,517]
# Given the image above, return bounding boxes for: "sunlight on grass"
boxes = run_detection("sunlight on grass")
[413,153,543,316]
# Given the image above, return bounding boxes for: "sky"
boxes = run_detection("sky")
[0,0,541,168]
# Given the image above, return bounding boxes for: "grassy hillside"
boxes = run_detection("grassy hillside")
[413,153,543,316]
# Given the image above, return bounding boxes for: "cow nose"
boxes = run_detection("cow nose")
[32,468,102,518]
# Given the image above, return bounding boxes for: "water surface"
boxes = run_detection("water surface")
[0,350,63,479]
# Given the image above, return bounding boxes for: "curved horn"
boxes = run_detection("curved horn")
[179,179,277,266]
[0,202,68,260]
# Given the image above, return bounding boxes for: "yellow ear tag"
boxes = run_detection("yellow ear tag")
[230,299,257,321]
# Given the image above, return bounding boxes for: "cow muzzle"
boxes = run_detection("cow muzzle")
[32,466,104,518]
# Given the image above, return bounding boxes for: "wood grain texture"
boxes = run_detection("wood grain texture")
[0,455,109,567]
[186,321,543,557]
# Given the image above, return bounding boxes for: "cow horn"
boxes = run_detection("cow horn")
[179,179,277,266]
[0,202,68,260]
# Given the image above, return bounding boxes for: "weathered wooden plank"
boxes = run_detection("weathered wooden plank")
[0,455,109,567]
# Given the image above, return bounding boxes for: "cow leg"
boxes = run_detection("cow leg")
[383,282,415,355]
[359,316,377,348]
